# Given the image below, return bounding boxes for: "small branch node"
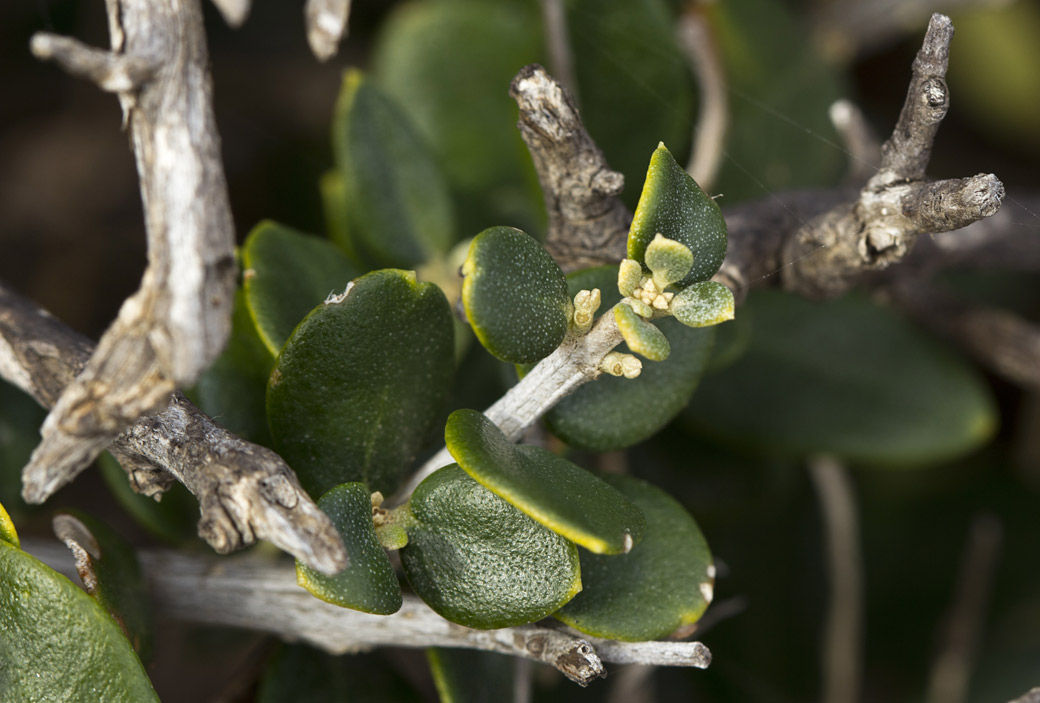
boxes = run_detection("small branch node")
[30,32,155,93]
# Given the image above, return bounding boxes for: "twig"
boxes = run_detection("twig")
[810,456,863,703]
[26,0,237,503]
[540,0,578,104]
[0,282,346,575]
[1009,688,1040,703]
[925,514,1002,703]
[305,0,351,62]
[510,65,631,273]
[828,99,882,184]
[209,0,252,28]
[677,4,728,191]
[781,14,1004,299]
[25,542,712,687]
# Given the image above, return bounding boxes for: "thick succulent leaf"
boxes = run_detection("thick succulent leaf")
[0,539,158,701]
[547,267,715,452]
[53,511,154,662]
[671,280,736,328]
[400,465,581,629]
[372,0,543,233]
[628,144,728,287]
[566,0,694,210]
[685,290,998,466]
[707,0,847,203]
[97,453,198,545]
[461,226,569,364]
[296,483,402,615]
[0,499,18,547]
[319,169,361,264]
[427,648,513,703]
[445,409,645,554]
[242,220,361,356]
[615,302,671,361]
[333,69,455,268]
[555,475,714,641]
[258,644,422,703]
[267,269,455,497]
[192,287,274,446]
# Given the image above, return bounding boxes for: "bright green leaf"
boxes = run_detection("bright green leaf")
[615,302,671,361]
[333,69,455,268]
[567,0,694,210]
[685,290,998,466]
[372,0,543,233]
[462,226,569,364]
[671,280,736,328]
[0,499,18,547]
[242,220,361,356]
[53,511,154,662]
[296,483,402,615]
[547,267,715,452]
[192,287,275,446]
[555,474,714,641]
[400,465,581,629]
[628,144,728,288]
[267,269,455,497]
[427,648,513,703]
[645,233,695,290]
[0,540,158,701]
[445,409,645,554]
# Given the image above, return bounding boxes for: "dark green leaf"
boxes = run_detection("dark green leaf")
[267,269,455,497]
[372,0,543,233]
[461,226,569,364]
[0,539,158,701]
[547,267,715,452]
[97,452,198,545]
[685,290,998,466]
[258,644,423,703]
[242,220,361,356]
[319,169,362,264]
[555,474,714,641]
[0,380,45,521]
[53,511,154,662]
[296,483,402,615]
[628,143,728,288]
[445,409,645,554]
[567,0,694,210]
[427,648,514,703]
[333,69,455,268]
[400,465,580,629]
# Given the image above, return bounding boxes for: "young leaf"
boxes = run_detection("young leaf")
[445,409,645,554]
[547,267,715,452]
[555,475,714,642]
[645,233,695,290]
[615,302,671,361]
[242,220,361,356]
[461,226,569,364]
[0,499,18,547]
[628,144,727,288]
[399,465,581,629]
[296,483,402,615]
[333,69,455,268]
[685,290,998,466]
[53,511,155,662]
[267,269,455,497]
[0,539,158,701]
[671,280,736,328]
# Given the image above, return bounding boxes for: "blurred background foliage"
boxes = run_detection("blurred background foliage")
[1,0,1039,701]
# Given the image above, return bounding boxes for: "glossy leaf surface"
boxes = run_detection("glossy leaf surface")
[685,290,997,466]
[547,267,715,452]
[400,465,580,629]
[615,302,671,361]
[333,69,455,268]
[0,539,158,701]
[628,144,728,288]
[267,269,454,497]
[555,475,714,641]
[296,483,402,615]
[54,511,154,662]
[242,220,361,356]
[462,226,569,364]
[445,409,645,554]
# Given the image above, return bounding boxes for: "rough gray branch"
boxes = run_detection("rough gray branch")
[677,4,727,190]
[305,0,351,62]
[25,0,237,503]
[0,282,346,575]
[27,542,711,687]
